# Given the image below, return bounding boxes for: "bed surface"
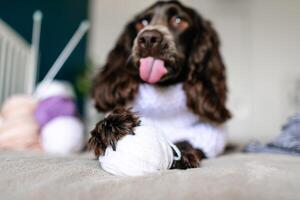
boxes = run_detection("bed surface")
[0,150,299,200]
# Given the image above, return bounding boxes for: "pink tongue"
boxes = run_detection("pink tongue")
[139,57,168,84]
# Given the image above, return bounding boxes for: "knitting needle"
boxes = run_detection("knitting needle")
[27,10,43,94]
[34,20,90,96]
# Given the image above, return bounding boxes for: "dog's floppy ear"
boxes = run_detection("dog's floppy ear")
[183,16,231,124]
[92,22,139,112]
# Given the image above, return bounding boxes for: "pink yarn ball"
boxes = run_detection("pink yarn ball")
[1,95,37,119]
[0,116,39,140]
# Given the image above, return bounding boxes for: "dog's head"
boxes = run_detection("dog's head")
[94,1,231,124]
[123,1,205,85]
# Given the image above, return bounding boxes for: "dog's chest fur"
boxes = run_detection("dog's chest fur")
[131,83,199,129]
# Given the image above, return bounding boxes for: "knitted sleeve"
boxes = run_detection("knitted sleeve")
[187,124,227,158]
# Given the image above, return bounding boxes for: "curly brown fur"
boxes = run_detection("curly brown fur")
[88,108,141,157]
[183,19,231,124]
[171,141,206,169]
[91,21,139,112]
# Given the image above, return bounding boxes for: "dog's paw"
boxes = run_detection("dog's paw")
[88,107,140,157]
[181,150,202,168]
[172,149,204,169]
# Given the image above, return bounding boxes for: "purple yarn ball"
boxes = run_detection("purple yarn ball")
[35,96,77,128]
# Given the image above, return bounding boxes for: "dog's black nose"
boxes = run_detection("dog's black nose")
[138,30,163,49]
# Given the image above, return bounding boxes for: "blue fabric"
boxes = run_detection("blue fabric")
[244,113,300,156]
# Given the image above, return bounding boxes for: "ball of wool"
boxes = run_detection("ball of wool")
[0,116,39,143]
[99,125,181,176]
[0,116,3,128]
[41,116,85,155]
[35,81,75,100]
[1,95,37,119]
[35,96,77,128]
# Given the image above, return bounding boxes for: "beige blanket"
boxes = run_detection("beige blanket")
[0,150,299,200]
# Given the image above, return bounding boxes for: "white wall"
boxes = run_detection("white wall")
[88,0,300,144]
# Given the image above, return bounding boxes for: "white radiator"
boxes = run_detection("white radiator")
[0,15,88,107]
[0,19,36,106]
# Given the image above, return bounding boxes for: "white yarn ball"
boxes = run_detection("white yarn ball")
[99,125,181,176]
[41,116,85,155]
[35,80,75,100]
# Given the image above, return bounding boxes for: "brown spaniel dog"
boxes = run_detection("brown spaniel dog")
[89,1,231,169]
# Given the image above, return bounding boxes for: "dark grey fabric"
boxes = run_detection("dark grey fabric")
[244,113,300,155]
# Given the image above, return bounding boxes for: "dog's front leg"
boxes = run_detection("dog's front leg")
[88,107,140,157]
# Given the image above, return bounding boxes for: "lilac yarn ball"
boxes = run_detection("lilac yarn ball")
[35,96,77,128]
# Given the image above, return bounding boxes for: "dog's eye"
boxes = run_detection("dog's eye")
[141,19,149,26]
[136,18,150,31]
[170,16,189,30]
[175,16,182,24]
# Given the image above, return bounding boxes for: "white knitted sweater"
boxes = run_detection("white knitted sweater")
[131,83,227,158]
